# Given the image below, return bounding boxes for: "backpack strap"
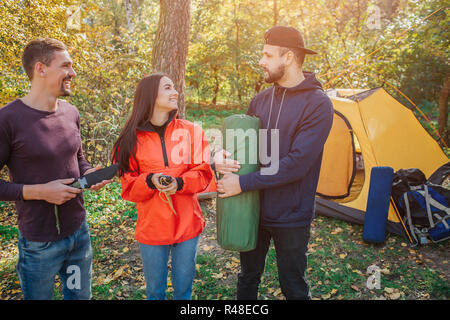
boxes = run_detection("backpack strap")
[433,214,449,229]
[403,193,419,246]
[416,186,450,215]
[421,185,435,228]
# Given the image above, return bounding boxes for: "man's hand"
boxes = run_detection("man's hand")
[84,165,113,191]
[151,173,178,195]
[23,178,82,205]
[213,149,240,174]
[217,173,242,198]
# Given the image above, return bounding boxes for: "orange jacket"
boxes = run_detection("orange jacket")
[120,115,213,245]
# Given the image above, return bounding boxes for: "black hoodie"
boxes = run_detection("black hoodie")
[239,72,333,228]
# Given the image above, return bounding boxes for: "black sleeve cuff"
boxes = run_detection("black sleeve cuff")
[146,173,157,189]
[210,162,218,180]
[176,177,184,191]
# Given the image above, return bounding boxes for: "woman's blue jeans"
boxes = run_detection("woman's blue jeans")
[139,235,199,300]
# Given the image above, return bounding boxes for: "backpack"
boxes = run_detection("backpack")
[392,165,450,246]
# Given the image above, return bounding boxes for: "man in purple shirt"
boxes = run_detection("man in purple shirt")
[0,38,110,299]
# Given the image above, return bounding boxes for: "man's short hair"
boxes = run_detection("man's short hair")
[22,38,67,80]
[279,47,305,67]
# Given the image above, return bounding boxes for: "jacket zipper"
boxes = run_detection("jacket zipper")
[160,132,169,167]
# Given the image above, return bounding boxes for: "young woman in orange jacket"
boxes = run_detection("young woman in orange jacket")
[113,73,213,300]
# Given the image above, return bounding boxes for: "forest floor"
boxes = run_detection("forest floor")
[0,182,448,300]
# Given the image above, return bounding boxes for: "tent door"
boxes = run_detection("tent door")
[317,111,356,199]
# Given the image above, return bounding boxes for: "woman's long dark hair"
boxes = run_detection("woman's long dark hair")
[112,73,167,176]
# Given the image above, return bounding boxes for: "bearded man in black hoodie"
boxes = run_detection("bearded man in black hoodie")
[217,26,334,300]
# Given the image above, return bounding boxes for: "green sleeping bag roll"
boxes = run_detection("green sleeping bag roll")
[216,114,260,252]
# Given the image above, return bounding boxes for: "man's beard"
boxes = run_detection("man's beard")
[60,87,71,96]
[264,63,286,83]
[60,76,72,96]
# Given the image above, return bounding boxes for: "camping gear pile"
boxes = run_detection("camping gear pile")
[314,88,449,244]
[391,166,450,246]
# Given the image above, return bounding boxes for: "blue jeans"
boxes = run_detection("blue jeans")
[16,219,93,300]
[139,235,199,300]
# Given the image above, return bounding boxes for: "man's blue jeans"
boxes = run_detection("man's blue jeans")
[139,235,199,300]
[16,219,93,300]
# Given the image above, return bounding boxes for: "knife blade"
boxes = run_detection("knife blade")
[69,163,118,189]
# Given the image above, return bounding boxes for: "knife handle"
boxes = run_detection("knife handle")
[68,164,118,189]
[84,164,118,188]
[68,180,82,189]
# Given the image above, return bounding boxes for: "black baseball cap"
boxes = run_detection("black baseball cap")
[264,26,317,55]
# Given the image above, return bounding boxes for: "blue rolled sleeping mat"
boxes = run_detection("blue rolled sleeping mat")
[363,166,394,243]
[216,115,260,252]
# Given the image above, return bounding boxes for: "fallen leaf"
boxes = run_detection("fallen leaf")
[231,257,240,264]
[273,288,282,297]
[331,227,343,235]
[384,287,394,294]
[380,268,390,275]
[211,272,224,279]
[392,293,401,300]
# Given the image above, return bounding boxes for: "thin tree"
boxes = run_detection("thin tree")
[438,75,449,146]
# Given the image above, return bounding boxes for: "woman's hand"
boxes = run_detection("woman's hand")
[152,173,178,195]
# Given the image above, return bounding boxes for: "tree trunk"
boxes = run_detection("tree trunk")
[273,0,278,26]
[212,66,219,105]
[438,75,449,146]
[152,0,191,119]
[234,0,242,104]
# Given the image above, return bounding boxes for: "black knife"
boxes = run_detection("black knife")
[69,164,118,189]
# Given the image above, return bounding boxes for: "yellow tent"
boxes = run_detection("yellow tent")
[316,87,449,240]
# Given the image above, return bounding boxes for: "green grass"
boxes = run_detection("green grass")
[0,182,449,300]
[0,102,449,300]
[0,225,18,243]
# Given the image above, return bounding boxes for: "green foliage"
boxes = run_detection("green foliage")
[0,225,18,242]
[0,0,448,162]
[1,175,449,300]
[0,0,160,165]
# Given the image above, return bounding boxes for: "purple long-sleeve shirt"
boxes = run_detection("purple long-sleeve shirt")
[0,99,92,241]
